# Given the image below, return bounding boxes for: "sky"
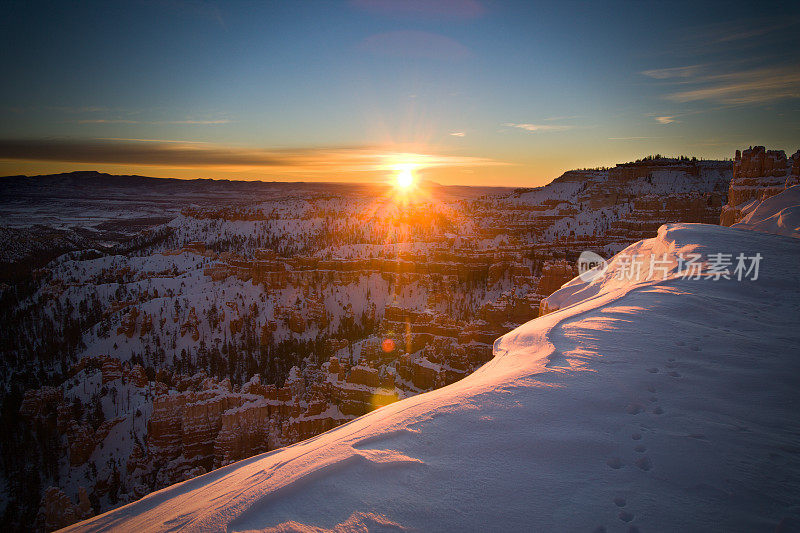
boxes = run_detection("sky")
[1,0,798,187]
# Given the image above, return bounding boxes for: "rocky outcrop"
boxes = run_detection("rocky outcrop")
[36,486,92,531]
[180,307,200,341]
[536,260,577,297]
[19,386,62,418]
[68,417,125,466]
[101,358,123,383]
[181,393,247,468]
[721,146,799,225]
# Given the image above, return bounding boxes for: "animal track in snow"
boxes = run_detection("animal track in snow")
[607,457,623,469]
[614,497,626,507]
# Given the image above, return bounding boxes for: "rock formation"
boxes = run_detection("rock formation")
[721,146,800,225]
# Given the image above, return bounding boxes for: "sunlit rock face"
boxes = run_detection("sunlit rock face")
[721,146,800,226]
[536,260,577,297]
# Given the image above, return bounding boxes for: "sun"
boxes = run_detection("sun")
[394,164,416,190]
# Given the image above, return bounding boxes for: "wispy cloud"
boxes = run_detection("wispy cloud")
[95,137,210,144]
[543,115,581,121]
[642,65,704,79]
[666,67,800,105]
[0,139,506,173]
[713,21,797,44]
[654,116,677,124]
[608,136,664,141]
[449,131,465,137]
[503,123,574,132]
[76,119,231,125]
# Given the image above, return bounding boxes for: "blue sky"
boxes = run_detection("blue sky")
[1,0,798,186]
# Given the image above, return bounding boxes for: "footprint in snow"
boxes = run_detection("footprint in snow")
[626,403,644,415]
[619,510,634,522]
[607,457,624,469]
[635,444,647,453]
[632,433,642,441]
[668,371,681,378]
[635,456,652,471]
[652,406,664,415]
[647,367,659,373]
[614,497,626,507]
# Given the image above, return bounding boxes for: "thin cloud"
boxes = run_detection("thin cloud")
[666,67,800,105]
[642,65,704,79]
[503,123,574,133]
[76,119,231,125]
[0,139,506,173]
[714,21,797,44]
[654,116,677,124]
[449,132,466,137]
[3,105,108,114]
[608,136,664,140]
[543,115,581,121]
[96,137,210,144]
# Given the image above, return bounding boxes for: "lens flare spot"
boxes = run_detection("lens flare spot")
[370,390,400,411]
[381,338,396,353]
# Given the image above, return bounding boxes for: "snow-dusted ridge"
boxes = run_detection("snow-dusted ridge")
[66,222,800,532]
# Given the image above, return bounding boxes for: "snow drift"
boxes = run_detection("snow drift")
[732,185,800,238]
[66,222,800,532]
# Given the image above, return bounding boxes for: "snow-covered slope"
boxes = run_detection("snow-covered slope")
[732,185,800,238]
[66,222,800,532]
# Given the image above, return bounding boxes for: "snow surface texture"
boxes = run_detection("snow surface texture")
[66,222,800,532]
[732,185,800,238]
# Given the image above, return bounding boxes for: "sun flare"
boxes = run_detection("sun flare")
[394,164,416,190]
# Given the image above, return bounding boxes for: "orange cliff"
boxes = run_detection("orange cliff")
[721,146,800,226]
